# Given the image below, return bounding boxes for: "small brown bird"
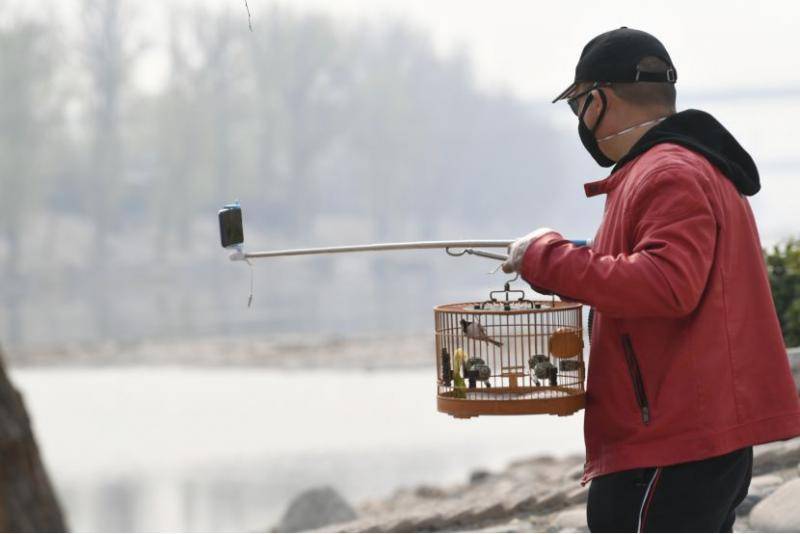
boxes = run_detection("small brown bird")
[534,361,556,379]
[460,319,503,347]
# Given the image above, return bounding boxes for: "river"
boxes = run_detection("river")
[10,366,584,531]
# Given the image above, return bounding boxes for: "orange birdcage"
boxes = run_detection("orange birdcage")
[434,284,585,419]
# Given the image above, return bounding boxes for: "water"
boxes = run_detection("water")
[10,366,584,532]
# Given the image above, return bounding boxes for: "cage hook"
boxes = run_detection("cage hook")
[445,247,467,257]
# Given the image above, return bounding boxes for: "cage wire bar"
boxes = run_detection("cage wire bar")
[434,299,585,418]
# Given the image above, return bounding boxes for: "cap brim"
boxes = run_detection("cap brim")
[551,82,578,103]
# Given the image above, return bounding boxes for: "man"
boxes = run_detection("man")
[501,27,800,532]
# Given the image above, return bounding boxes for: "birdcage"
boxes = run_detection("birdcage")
[435,285,585,418]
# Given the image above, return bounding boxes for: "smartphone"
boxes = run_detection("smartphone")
[218,203,244,248]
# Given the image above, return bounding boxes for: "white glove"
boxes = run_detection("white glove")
[501,228,554,274]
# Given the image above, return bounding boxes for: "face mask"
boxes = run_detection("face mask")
[577,90,615,167]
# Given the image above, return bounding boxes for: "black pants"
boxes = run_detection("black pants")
[587,447,753,532]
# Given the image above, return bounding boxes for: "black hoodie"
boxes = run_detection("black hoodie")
[612,109,760,196]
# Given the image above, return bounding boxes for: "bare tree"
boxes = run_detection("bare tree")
[81,0,138,265]
[249,9,351,236]
[0,22,55,279]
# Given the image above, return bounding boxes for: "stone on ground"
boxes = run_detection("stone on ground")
[273,486,357,532]
[550,506,588,532]
[753,437,800,475]
[749,478,800,532]
[738,473,785,514]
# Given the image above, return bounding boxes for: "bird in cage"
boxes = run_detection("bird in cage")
[477,364,492,387]
[529,354,549,386]
[453,348,468,398]
[529,354,549,368]
[534,360,557,386]
[548,365,558,386]
[558,359,582,372]
[440,348,453,386]
[460,319,503,347]
[466,357,492,387]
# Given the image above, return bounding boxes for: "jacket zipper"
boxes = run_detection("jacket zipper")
[621,334,651,425]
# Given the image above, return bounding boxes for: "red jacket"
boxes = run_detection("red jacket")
[520,142,800,485]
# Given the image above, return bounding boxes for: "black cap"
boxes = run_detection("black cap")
[552,27,677,103]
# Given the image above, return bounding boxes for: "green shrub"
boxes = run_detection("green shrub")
[765,238,800,347]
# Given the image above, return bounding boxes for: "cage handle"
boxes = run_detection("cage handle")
[476,277,539,310]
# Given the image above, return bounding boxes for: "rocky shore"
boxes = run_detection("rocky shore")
[14,336,800,533]
[273,436,800,533]
[264,348,800,532]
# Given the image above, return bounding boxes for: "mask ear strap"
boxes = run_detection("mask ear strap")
[591,89,608,134]
[578,88,608,134]
[578,92,593,121]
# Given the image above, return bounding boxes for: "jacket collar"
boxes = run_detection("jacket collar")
[583,169,627,197]
[610,109,759,196]
[584,108,761,198]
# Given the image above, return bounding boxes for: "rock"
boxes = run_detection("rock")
[749,478,800,532]
[439,494,507,528]
[414,485,447,499]
[788,347,799,393]
[501,492,538,515]
[750,474,784,491]
[739,474,790,518]
[467,499,508,524]
[324,516,388,533]
[274,486,357,532]
[565,485,589,505]
[0,351,67,532]
[748,473,784,500]
[407,509,450,532]
[736,493,761,517]
[534,488,568,513]
[478,517,537,532]
[550,506,588,532]
[562,464,584,482]
[740,472,786,514]
[470,469,492,484]
[753,437,800,475]
[733,515,750,533]
[384,513,442,533]
[314,456,602,533]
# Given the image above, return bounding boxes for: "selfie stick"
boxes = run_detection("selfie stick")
[220,202,589,263]
[219,202,591,306]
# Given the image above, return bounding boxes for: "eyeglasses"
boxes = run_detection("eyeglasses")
[567,82,611,116]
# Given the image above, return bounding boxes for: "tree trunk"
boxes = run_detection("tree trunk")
[0,351,67,531]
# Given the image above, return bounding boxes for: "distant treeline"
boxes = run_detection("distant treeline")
[0,1,589,352]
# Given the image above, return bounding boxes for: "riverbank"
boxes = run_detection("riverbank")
[11,341,799,531]
[285,437,800,533]
[7,334,433,368]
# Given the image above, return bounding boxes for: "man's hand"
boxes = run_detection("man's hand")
[501,228,554,273]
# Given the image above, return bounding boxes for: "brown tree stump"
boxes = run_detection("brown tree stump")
[0,349,67,532]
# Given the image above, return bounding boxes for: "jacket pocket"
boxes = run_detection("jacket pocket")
[621,334,651,425]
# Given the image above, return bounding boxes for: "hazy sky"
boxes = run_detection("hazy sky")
[4,0,798,242]
[15,0,800,101]
[243,0,800,101]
